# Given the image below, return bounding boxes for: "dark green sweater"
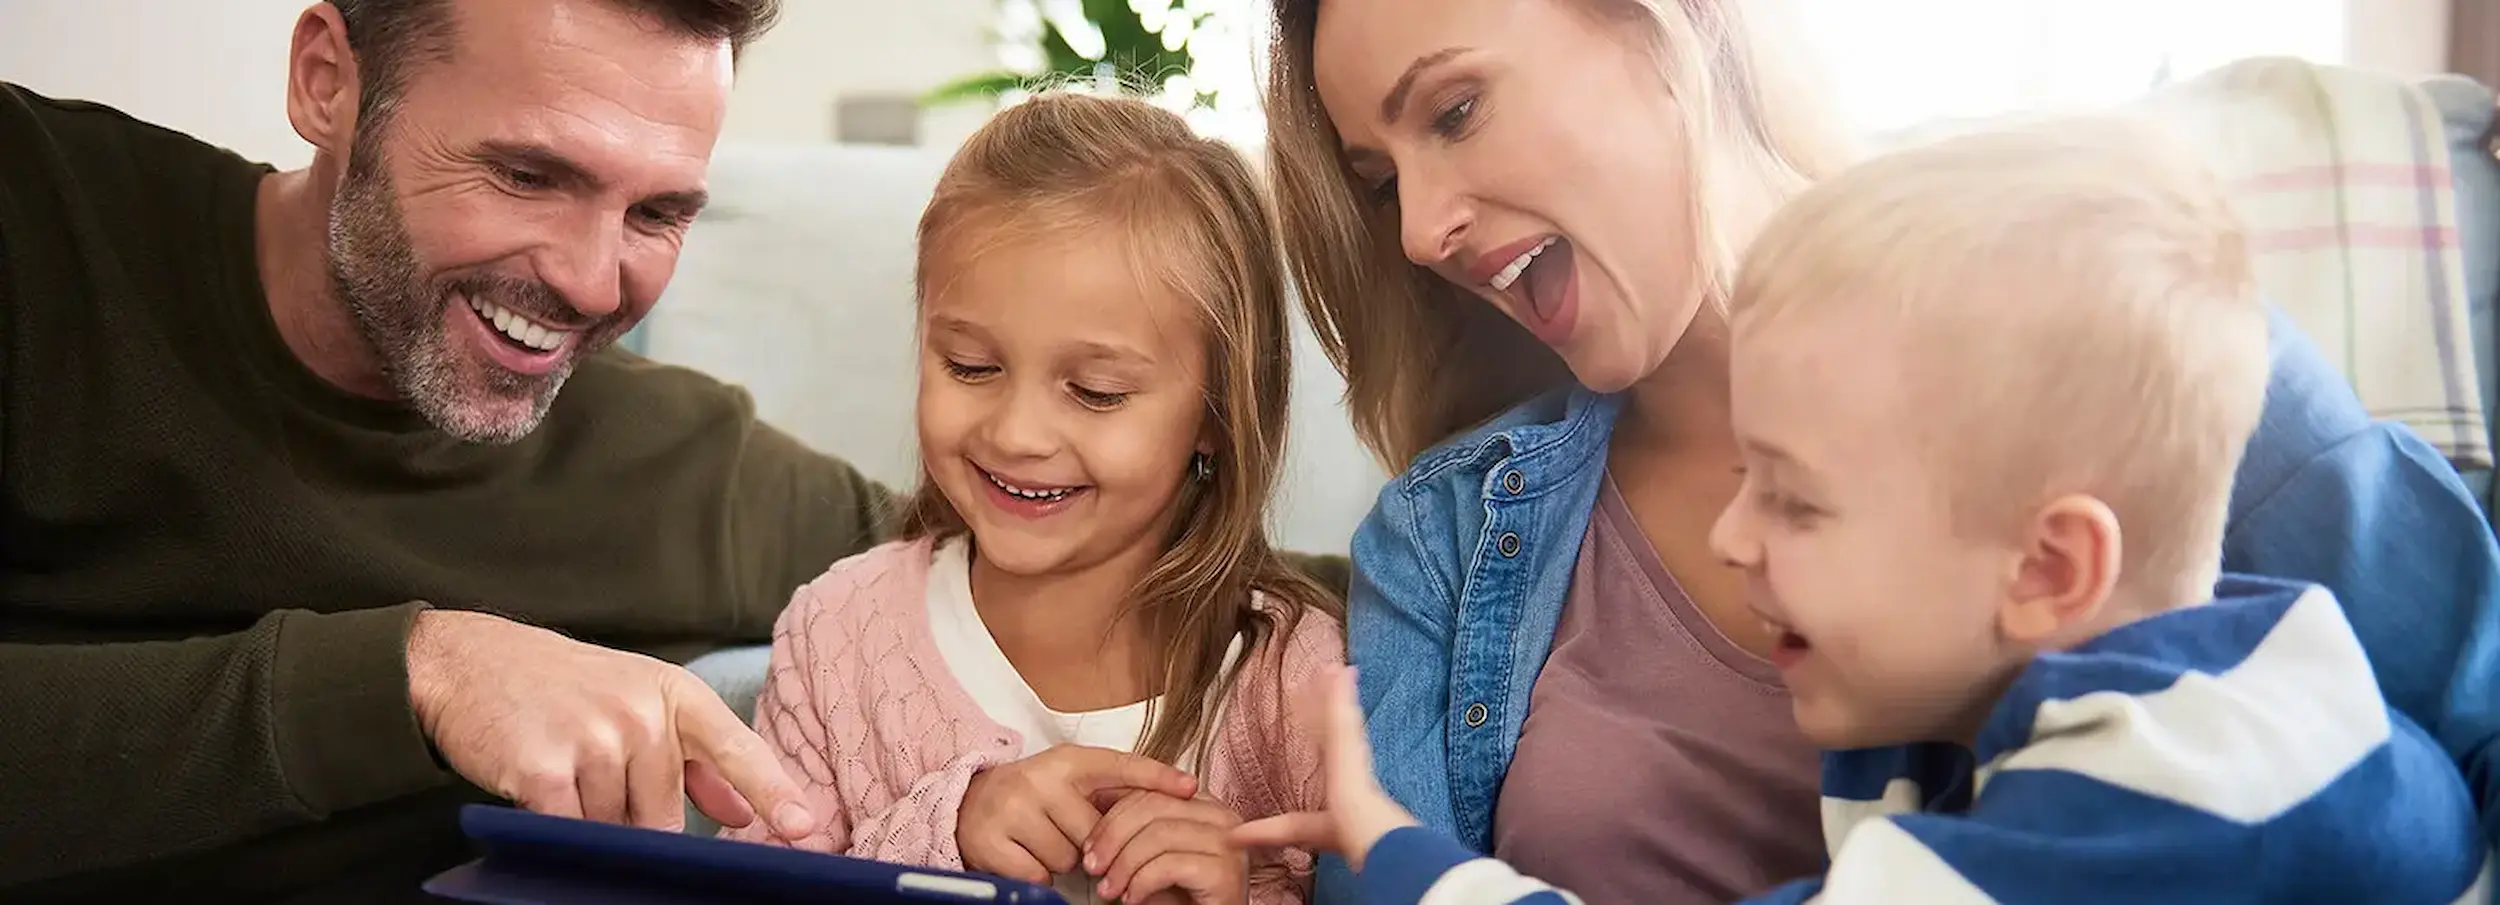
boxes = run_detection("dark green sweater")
[0,83,894,901]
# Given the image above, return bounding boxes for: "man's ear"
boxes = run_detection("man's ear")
[284,4,362,158]
[1998,494,2121,645]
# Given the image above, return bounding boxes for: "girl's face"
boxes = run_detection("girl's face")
[1312,0,1711,392]
[916,229,1212,580]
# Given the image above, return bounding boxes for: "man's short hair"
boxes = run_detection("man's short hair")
[1731,112,2268,600]
[328,0,780,123]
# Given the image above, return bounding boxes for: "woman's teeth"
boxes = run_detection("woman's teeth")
[1489,236,1560,292]
[985,470,1076,501]
[467,295,574,352]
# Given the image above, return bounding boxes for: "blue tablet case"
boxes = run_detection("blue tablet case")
[424,804,1071,905]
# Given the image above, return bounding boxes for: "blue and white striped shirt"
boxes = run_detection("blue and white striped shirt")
[1360,575,2493,905]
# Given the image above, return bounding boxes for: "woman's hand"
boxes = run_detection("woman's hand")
[1230,667,1417,872]
[956,744,1199,883]
[1081,790,1248,905]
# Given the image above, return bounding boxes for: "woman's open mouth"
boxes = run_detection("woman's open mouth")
[1477,235,1581,344]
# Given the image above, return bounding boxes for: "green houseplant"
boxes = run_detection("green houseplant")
[924,0,1222,110]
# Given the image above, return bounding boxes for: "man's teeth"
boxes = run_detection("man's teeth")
[466,295,574,352]
[1489,237,1560,292]
[985,471,1075,501]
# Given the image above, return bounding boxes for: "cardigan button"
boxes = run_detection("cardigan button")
[1464,702,1490,728]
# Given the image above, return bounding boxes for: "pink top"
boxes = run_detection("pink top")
[1491,476,1825,905]
[723,537,1342,905]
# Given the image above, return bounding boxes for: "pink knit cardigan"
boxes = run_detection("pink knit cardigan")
[722,537,1343,904]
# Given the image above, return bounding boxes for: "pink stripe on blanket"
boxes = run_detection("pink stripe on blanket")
[2249,224,2460,252]
[2234,164,2452,191]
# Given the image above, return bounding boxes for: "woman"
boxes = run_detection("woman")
[1263,2,2500,904]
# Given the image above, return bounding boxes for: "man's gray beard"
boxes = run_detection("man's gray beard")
[323,135,575,445]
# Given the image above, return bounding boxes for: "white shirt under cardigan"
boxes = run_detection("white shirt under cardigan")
[924,537,1243,904]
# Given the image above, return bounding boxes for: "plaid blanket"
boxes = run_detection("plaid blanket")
[2150,57,2491,470]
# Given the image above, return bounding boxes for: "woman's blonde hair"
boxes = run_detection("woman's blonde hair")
[903,92,1343,767]
[1265,0,1858,466]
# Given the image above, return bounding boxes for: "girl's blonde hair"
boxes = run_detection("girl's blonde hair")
[1265,0,1858,467]
[903,92,1343,767]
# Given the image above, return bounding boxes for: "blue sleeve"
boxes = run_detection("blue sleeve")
[1315,481,1468,905]
[2224,427,2500,847]
[1357,827,1578,905]
[2223,307,2500,849]
[2230,312,2500,855]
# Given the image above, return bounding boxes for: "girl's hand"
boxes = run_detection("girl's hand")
[956,745,1199,884]
[1229,667,1417,872]
[1081,790,1248,905]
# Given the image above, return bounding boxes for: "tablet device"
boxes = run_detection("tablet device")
[423,804,1070,905]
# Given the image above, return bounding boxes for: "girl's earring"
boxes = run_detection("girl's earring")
[1192,453,1214,483]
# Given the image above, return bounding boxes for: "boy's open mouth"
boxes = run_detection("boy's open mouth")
[1759,616,1812,669]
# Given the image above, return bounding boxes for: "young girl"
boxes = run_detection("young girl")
[721,93,1345,905]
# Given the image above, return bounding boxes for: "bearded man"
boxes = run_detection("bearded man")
[0,1,894,899]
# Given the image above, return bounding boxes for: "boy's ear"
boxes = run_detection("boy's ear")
[1997,494,2121,645]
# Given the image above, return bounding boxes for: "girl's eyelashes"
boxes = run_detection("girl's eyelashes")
[942,358,999,381]
[938,355,1129,411]
[1070,384,1129,411]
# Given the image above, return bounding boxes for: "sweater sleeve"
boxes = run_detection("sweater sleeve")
[726,414,899,636]
[1239,604,1347,905]
[723,547,1011,869]
[0,603,450,885]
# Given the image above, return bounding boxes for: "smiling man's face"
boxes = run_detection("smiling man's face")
[325,0,734,442]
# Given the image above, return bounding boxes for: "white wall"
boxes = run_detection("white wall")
[2346,0,2457,77]
[0,0,1000,167]
[3,0,314,167]
[717,0,997,149]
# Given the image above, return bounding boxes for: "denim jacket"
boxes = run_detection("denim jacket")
[1316,306,2500,904]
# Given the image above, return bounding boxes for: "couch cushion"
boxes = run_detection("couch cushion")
[2420,76,2498,508]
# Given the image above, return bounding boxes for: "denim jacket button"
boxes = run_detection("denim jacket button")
[1464,702,1490,728]
[1498,532,1522,558]
[1502,470,1525,494]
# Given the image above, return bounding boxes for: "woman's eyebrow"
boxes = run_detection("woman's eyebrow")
[1381,46,1473,124]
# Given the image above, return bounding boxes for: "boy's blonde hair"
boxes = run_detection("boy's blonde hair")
[904,92,1342,768]
[1732,113,2268,601]
[1263,0,1858,468]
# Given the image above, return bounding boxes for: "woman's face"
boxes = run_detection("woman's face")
[1313,0,1708,392]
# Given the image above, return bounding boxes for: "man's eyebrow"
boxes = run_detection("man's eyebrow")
[1381,46,1471,125]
